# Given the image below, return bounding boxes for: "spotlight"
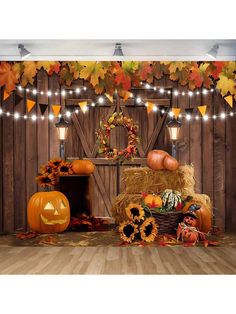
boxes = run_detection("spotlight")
[18,44,31,59]
[206,44,219,59]
[113,43,124,56]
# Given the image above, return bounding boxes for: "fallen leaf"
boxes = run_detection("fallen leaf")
[216,75,236,96]
[20,61,37,86]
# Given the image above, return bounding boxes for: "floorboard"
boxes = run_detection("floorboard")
[0,246,236,274]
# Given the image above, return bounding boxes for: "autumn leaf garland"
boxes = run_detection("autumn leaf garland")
[0,61,236,100]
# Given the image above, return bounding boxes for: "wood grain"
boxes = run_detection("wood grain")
[0,246,235,274]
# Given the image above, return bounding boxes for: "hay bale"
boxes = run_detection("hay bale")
[111,192,212,224]
[121,165,195,195]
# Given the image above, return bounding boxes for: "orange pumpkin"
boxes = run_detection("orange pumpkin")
[147,150,170,170]
[183,215,198,227]
[163,155,179,171]
[27,191,70,233]
[144,194,162,208]
[182,201,212,233]
[72,159,95,175]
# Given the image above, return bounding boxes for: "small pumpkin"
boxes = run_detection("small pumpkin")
[183,214,198,227]
[177,223,199,243]
[182,197,212,233]
[27,191,70,233]
[163,155,179,171]
[72,159,95,175]
[147,150,170,170]
[143,194,162,209]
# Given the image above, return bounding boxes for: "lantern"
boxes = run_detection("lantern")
[55,116,70,159]
[167,118,182,158]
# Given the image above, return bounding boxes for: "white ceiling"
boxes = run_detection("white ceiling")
[0,39,236,61]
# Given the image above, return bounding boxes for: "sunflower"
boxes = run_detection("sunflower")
[119,220,139,243]
[125,203,145,222]
[40,163,55,175]
[48,158,63,169]
[57,161,73,175]
[35,173,57,187]
[140,217,158,243]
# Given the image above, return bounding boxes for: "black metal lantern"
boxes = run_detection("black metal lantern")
[55,116,70,159]
[167,118,182,158]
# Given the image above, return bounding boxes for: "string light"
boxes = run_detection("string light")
[47,91,52,97]
[202,89,208,95]
[41,116,45,120]
[76,88,81,94]
[83,86,87,91]
[75,109,79,114]
[40,91,44,95]
[153,105,158,112]
[188,91,193,97]
[14,112,20,119]
[48,114,54,120]
[213,115,217,119]
[91,102,95,107]
[69,90,73,95]
[195,116,199,120]
[203,115,209,121]
[220,112,226,119]
[98,96,104,104]
[6,112,10,116]
[145,83,150,89]
[66,111,71,117]
[159,88,165,94]
[23,115,28,119]
[61,90,66,97]
[186,114,191,120]
[32,89,37,95]
[0,108,2,115]
[31,114,37,121]
[181,92,185,96]
[230,112,234,116]
[136,97,142,104]
[174,90,179,96]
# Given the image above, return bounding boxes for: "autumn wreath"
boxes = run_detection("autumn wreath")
[96,112,139,162]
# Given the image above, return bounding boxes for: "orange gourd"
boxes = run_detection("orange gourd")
[147,150,170,170]
[72,159,95,175]
[144,194,162,208]
[182,201,212,233]
[27,191,70,233]
[163,155,179,171]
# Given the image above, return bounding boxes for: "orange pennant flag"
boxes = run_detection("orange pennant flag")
[78,101,88,114]
[52,105,61,117]
[172,108,181,119]
[3,91,10,101]
[198,105,207,117]
[146,101,154,114]
[225,95,233,108]
[27,99,36,113]
[105,93,113,103]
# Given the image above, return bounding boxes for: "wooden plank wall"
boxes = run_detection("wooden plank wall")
[0,71,235,232]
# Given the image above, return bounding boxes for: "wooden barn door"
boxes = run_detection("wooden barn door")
[66,89,171,217]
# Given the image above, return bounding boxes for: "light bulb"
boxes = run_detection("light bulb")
[161,109,165,114]
[69,90,73,95]
[32,89,37,95]
[153,105,158,112]
[174,90,179,96]
[26,88,29,93]
[203,115,209,121]
[83,86,87,91]
[0,108,2,115]
[202,89,208,95]
[179,114,182,118]
[210,88,214,92]
[23,115,28,119]
[14,112,20,119]
[230,112,234,116]
[66,111,71,117]
[159,88,164,94]
[40,91,44,95]
[61,90,66,96]
[58,114,62,118]
[18,86,22,91]
[49,114,54,120]
[31,114,37,121]
[169,111,174,117]
[186,114,191,120]
[167,90,171,94]
[195,116,199,120]
[41,116,45,120]
[196,91,200,95]
[212,115,217,120]
[145,83,150,89]
[153,86,157,91]
[188,91,193,97]
[47,91,52,97]
[98,96,104,104]
[55,92,58,96]
[220,113,226,119]
[91,102,95,107]
[75,109,79,114]
[136,97,142,104]
[76,88,81,94]
[181,92,185,96]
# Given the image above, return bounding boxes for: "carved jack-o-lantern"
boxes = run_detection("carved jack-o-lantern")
[27,191,70,233]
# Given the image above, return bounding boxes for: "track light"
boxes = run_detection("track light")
[18,44,31,59]
[206,44,219,59]
[113,43,124,56]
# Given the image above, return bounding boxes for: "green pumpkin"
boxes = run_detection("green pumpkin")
[161,189,183,211]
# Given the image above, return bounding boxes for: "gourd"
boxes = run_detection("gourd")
[143,194,162,208]
[161,189,183,211]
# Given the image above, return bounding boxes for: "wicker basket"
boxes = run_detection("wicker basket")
[145,209,183,234]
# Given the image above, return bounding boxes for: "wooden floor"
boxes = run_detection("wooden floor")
[0,246,236,274]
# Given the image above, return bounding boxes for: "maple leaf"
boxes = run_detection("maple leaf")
[138,62,153,80]
[66,61,83,80]
[59,65,74,86]
[20,61,37,86]
[153,62,169,79]
[0,62,18,92]
[36,61,61,75]
[163,61,190,74]
[188,62,213,89]
[114,66,131,90]
[12,62,24,81]
[79,62,109,87]
[216,75,236,97]
[210,61,225,79]
[221,61,236,79]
